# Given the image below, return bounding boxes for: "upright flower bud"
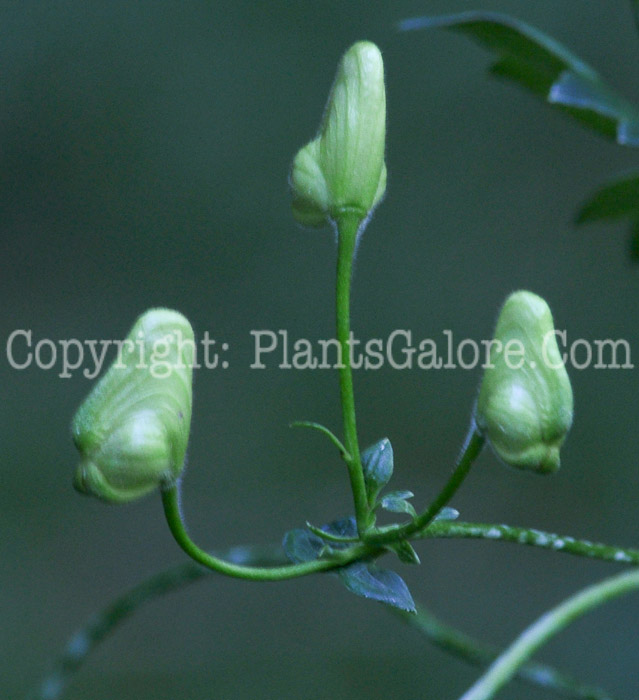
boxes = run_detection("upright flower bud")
[72,309,194,503]
[475,291,573,474]
[290,41,387,227]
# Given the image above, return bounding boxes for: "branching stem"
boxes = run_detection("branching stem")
[161,484,367,581]
[367,426,485,545]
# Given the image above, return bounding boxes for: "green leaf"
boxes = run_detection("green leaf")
[399,11,639,146]
[379,490,417,518]
[282,528,325,563]
[576,172,639,261]
[383,489,413,500]
[576,172,639,223]
[338,562,416,612]
[288,517,358,560]
[361,438,394,499]
[387,540,421,565]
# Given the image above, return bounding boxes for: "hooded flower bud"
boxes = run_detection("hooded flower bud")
[72,309,194,503]
[290,41,387,227]
[475,291,573,474]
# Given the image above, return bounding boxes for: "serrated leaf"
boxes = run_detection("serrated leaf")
[576,173,639,223]
[361,438,393,499]
[282,528,324,564]
[337,562,416,612]
[380,491,417,518]
[399,11,639,146]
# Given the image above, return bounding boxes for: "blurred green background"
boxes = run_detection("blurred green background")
[3,1,639,698]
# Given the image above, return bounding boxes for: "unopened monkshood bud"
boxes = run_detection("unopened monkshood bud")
[71,309,194,503]
[475,291,573,474]
[290,41,387,227]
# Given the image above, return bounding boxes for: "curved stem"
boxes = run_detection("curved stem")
[31,549,287,700]
[161,484,366,580]
[420,520,639,564]
[34,557,619,700]
[335,212,371,534]
[459,568,639,700]
[367,426,485,545]
[306,521,360,543]
[290,420,350,460]
[395,603,618,700]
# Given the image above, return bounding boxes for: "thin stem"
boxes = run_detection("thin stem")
[290,420,350,460]
[306,521,360,543]
[395,603,618,700]
[31,549,287,700]
[161,484,366,580]
[420,521,639,564]
[335,212,371,534]
[367,426,485,545]
[459,568,639,700]
[35,557,619,700]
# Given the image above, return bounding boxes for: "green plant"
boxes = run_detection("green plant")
[31,16,639,700]
[399,8,639,259]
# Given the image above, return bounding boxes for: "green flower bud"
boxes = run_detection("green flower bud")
[72,308,194,503]
[290,41,387,227]
[475,291,573,474]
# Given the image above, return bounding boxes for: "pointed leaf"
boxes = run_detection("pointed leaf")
[576,172,639,260]
[380,491,417,518]
[576,173,639,223]
[361,438,394,498]
[337,562,416,612]
[382,489,414,501]
[434,507,460,522]
[399,11,639,146]
[388,540,421,565]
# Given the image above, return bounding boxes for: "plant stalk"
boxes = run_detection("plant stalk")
[367,426,484,545]
[335,212,371,534]
[161,484,365,581]
[459,567,639,700]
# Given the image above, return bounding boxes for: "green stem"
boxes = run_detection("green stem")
[290,420,350,460]
[35,557,618,700]
[31,548,287,700]
[367,426,485,545]
[306,521,360,543]
[459,568,639,700]
[161,485,365,580]
[395,603,617,700]
[335,212,371,534]
[420,521,639,564]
